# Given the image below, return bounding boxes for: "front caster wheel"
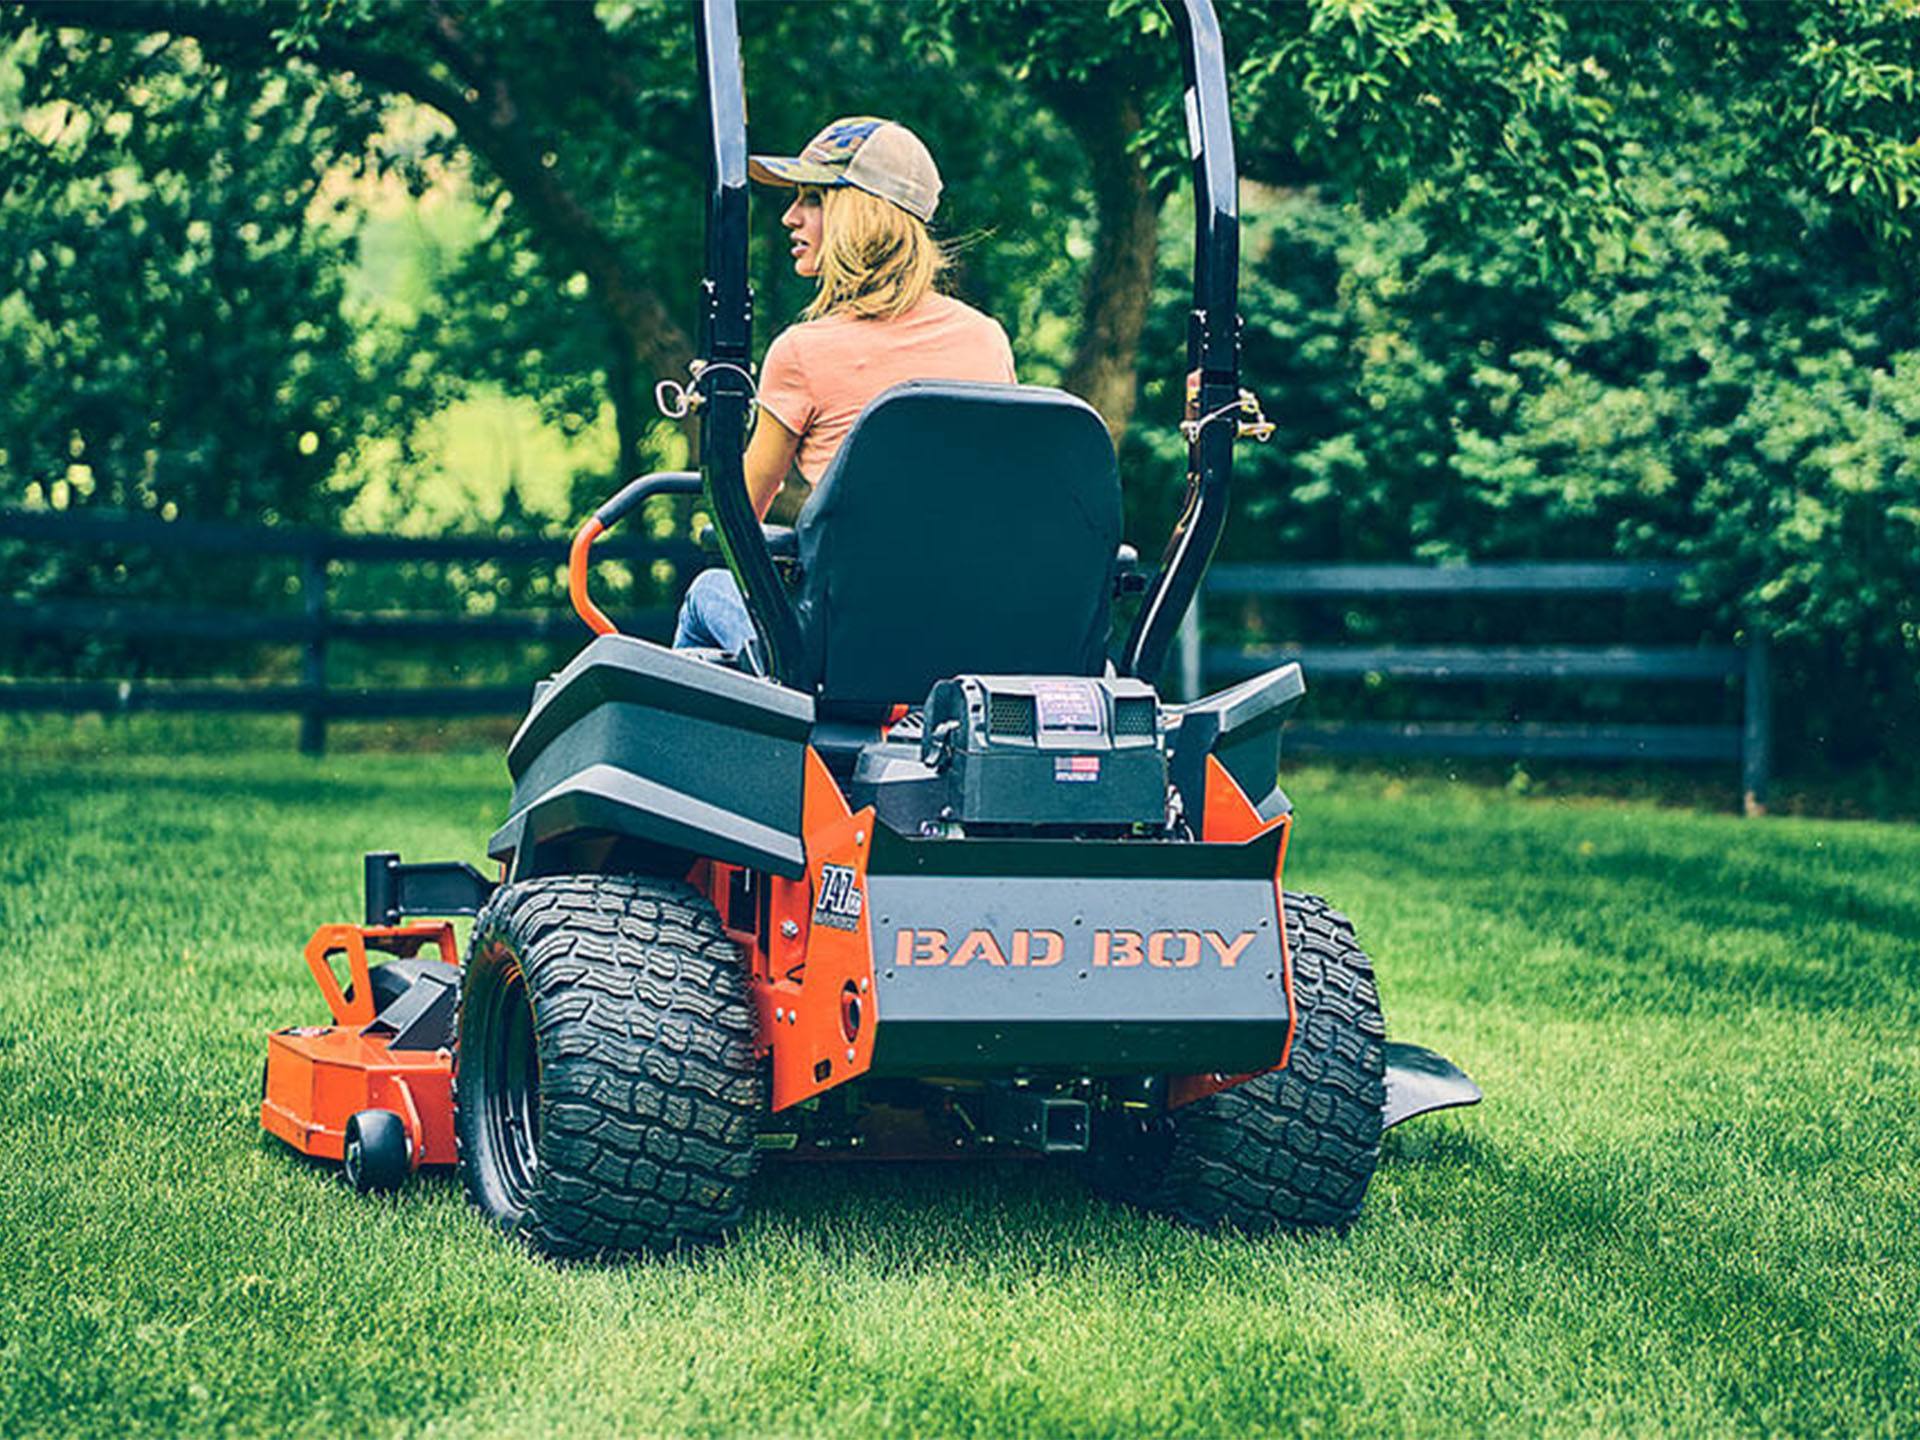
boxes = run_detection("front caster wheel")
[344,1109,411,1194]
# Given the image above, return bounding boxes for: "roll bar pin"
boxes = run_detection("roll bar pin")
[655,359,759,421]
[1179,387,1274,445]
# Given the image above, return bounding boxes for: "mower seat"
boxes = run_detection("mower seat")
[789,381,1122,713]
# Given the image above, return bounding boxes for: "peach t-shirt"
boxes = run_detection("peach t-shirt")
[756,293,1017,482]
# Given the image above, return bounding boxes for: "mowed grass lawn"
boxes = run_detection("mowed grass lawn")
[1,741,1915,1438]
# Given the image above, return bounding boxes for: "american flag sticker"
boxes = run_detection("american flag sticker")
[1054,755,1102,783]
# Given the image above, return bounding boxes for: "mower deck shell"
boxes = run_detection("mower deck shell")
[261,919,461,1171]
[261,1028,454,1167]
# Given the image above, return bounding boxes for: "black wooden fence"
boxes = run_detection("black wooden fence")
[0,508,688,755]
[1174,559,1770,813]
[1,510,1770,810]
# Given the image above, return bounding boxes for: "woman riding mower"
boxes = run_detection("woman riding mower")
[673,116,1016,654]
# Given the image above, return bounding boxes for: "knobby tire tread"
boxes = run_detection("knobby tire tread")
[1092,891,1386,1232]
[456,874,762,1260]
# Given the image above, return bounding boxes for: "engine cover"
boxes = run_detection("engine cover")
[854,675,1168,836]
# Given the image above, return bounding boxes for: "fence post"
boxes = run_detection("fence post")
[1176,591,1203,702]
[1742,623,1771,817]
[299,548,328,756]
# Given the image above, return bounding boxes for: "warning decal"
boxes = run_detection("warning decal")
[1054,755,1102,784]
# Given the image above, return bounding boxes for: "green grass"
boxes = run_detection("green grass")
[1,747,1915,1438]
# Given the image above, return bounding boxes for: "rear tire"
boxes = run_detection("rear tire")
[455,874,763,1260]
[1088,891,1386,1232]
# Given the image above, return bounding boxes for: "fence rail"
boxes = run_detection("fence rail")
[1201,559,1692,596]
[0,507,702,564]
[2,510,1770,811]
[0,598,672,645]
[1176,560,1770,813]
[0,507,681,753]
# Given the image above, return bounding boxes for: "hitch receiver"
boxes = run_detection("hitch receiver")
[980,1088,1091,1154]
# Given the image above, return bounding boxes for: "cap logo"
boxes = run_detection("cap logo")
[801,117,884,166]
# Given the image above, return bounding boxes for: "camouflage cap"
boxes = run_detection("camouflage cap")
[748,116,942,222]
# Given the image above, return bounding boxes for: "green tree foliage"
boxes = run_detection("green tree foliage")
[1231,0,1626,256]
[0,23,396,526]
[1,0,1916,771]
[1123,0,1920,767]
[0,21,425,680]
[8,1,1092,497]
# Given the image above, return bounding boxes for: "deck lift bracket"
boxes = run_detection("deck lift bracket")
[362,851,496,927]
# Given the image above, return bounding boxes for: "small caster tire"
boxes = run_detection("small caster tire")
[344,1109,411,1194]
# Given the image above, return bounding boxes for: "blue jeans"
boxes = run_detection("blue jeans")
[673,568,757,654]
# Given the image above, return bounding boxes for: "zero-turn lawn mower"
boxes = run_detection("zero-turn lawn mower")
[260,0,1479,1257]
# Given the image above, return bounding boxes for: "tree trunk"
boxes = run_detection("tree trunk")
[607,317,646,492]
[1039,80,1162,443]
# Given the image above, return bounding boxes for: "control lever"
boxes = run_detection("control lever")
[922,718,961,773]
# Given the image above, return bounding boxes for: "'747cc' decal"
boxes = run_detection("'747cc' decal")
[812,863,865,932]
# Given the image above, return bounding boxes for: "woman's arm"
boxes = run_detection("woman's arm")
[743,408,801,519]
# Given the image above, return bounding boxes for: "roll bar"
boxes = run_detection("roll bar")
[691,0,1241,689]
[695,0,804,681]
[1118,0,1242,683]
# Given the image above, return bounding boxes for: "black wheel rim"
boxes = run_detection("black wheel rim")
[483,960,541,1209]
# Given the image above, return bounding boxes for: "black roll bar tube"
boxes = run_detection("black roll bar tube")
[694,0,805,683]
[1119,0,1242,684]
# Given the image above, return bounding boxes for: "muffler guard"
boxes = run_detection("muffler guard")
[864,827,1291,1076]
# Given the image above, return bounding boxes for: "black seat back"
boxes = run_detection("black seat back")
[790,382,1122,709]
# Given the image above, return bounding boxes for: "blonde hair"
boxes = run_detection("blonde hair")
[802,186,948,321]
